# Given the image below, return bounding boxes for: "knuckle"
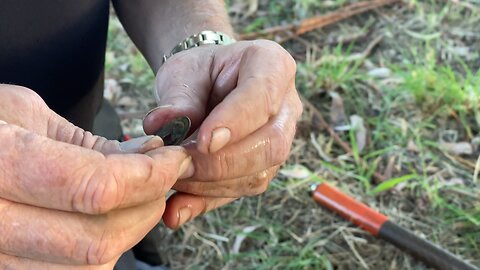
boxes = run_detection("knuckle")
[0,123,16,138]
[261,77,277,116]
[249,170,271,195]
[255,40,296,74]
[245,74,281,116]
[155,166,175,193]
[153,151,180,187]
[150,147,189,191]
[3,84,32,95]
[269,126,291,166]
[86,229,117,265]
[199,150,236,181]
[0,85,44,108]
[214,151,235,181]
[254,39,283,51]
[283,52,297,74]
[258,181,270,195]
[287,91,304,120]
[13,85,46,106]
[71,159,124,215]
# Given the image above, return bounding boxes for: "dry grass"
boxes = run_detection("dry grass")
[105,0,480,269]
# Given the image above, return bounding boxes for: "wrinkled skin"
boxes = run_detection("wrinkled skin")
[143,40,303,229]
[0,85,193,268]
[0,38,302,268]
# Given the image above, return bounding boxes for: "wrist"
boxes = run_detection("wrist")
[161,30,236,66]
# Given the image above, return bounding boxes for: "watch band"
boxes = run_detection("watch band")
[162,31,236,64]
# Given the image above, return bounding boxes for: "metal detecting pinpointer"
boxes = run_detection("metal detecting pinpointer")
[155,116,191,146]
[311,183,479,270]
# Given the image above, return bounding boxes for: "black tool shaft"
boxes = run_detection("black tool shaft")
[379,221,478,270]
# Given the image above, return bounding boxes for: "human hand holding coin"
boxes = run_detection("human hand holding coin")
[0,84,194,268]
[143,40,302,229]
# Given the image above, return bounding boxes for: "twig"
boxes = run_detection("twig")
[342,230,370,269]
[313,35,384,65]
[240,0,400,41]
[473,154,480,184]
[301,96,352,154]
[301,96,386,182]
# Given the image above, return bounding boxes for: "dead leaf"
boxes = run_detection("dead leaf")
[104,79,122,104]
[399,118,408,137]
[244,0,258,19]
[280,165,312,179]
[440,142,473,155]
[350,115,367,152]
[471,136,480,152]
[330,92,347,127]
[383,155,397,179]
[117,96,138,108]
[394,181,407,192]
[310,133,333,162]
[444,178,465,186]
[407,140,419,152]
[368,67,391,78]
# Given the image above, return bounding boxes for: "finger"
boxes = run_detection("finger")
[143,46,216,135]
[173,166,279,198]
[163,193,237,229]
[0,123,192,214]
[46,111,166,155]
[197,40,297,154]
[0,197,163,265]
[0,253,118,270]
[117,135,164,154]
[183,90,302,181]
[0,85,130,155]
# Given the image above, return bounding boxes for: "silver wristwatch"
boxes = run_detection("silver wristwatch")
[162,30,236,64]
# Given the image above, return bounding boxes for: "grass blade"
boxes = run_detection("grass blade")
[372,174,418,194]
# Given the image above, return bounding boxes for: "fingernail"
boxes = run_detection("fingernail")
[144,105,173,121]
[209,127,231,153]
[0,120,6,125]
[178,207,192,226]
[119,136,155,153]
[178,156,195,179]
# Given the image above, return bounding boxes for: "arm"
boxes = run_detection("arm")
[112,0,235,71]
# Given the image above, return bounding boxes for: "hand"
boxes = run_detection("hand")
[143,40,303,229]
[0,85,193,268]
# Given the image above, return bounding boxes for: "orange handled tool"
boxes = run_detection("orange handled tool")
[311,183,478,270]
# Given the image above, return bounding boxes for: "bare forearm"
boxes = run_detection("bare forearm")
[112,0,234,71]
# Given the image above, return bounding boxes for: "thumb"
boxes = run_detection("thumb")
[143,54,213,136]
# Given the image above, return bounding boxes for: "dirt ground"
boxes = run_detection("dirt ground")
[105,1,479,269]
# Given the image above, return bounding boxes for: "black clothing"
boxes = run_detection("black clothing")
[0,0,109,129]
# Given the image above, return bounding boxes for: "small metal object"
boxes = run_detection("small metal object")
[155,116,191,146]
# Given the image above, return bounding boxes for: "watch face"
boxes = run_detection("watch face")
[155,116,191,146]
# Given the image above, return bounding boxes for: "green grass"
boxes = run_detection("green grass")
[107,0,480,268]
